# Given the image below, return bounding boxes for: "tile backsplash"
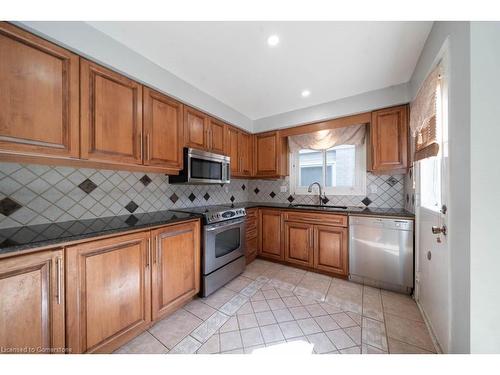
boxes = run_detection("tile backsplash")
[0,162,407,229]
[0,163,249,229]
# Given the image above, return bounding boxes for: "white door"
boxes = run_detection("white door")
[415,58,450,353]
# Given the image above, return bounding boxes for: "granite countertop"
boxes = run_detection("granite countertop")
[0,210,201,257]
[232,202,415,218]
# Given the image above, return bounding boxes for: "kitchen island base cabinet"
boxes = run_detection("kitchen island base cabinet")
[0,249,65,353]
[258,209,283,260]
[314,225,348,276]
[65,232,151,354]
[151,221,200,321]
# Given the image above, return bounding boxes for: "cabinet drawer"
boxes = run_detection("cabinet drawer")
[246,227,257,239]
[283,211,347,227]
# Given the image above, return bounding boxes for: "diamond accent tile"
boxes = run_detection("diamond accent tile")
[230,195,235,202]
[139,175,152,186]
[269,191,276,198]
[188,193,196,202]
[287,195,295,203]
[0,197,22,216]
[203,193,210,201]
[241,184,246,191]
[169,193,179,204]
[361,197,372,206]
[78,178,97,194]
[125,201,138,213]
[386,176,398,187]
[254,187,260,194]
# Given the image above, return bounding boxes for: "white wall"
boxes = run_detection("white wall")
[470,21,500,353]
[13,21,254,133]
[410,21,471,353]
[253,83,410,132]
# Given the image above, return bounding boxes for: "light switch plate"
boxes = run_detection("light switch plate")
[280,185,288,193]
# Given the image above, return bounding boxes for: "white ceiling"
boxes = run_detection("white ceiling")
[86,21,432,120]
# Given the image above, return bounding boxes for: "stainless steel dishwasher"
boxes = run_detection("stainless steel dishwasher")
[349,216,414,294]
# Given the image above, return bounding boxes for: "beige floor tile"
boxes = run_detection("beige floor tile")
[362,343,388,354]
[238,313,259,329]
[363,286,384,321]
[346,311,362,325]
[388,338,434,354]
[297,294,318,306]
[314,315,340,332]
[197,334,220,354]
[269,279,296,292]
[307,332,336,354]
[330,312,358,328]
[362,317,388,351]
[244,344,266,353]
[221,348,244,354]
[236,301,254,315]
[267,298,286,310]
[191,311,229,343]
[325,329,356,350]
[265,340,287,348]
[385,313,435,352]
[220,294,249,315]
[344,326,361,345]
[297,318,322,335]
[326,278,363,314]
[114,331,168,354]
[282,296,302,307]
[184,299,217,320]
[220,330,243,352]
[250,291,265,301]
[225,275,253,292]
[340,346,361,354]
[276,288,295,298]
[201,287,237,309]
[261,324,285,343]
[219,316,239,333]
[241,327,265,347]
[319,301,342,314]
[381,291,424,322]
[273,308,294,323]
[251,300,271,313]
[148,309,202,349]
[290,306,311,320]
[169,336,202,354]
[255,310,277,326]
[279,321,303,339]
[305,303,328,317]
[263,288,280,299]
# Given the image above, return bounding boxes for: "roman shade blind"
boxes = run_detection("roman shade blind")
[410,64,441,161]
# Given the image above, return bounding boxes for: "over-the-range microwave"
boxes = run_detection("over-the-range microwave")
[169,148,230,185]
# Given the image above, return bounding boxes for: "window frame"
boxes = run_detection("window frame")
[290,142,367,196]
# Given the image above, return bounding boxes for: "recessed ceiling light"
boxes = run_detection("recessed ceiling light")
[267,35,280,47]
[301,90,311,98]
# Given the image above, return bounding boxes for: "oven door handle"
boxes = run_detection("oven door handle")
[205,219,245,232]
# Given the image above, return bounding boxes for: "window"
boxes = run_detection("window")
[290,143,366,196]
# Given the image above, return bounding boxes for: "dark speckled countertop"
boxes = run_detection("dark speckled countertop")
[0,210,201,257]
[231,202,415,219]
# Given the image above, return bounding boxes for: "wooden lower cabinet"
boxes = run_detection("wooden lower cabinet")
[151,221,200,320]
[65,231,151,353]
[259,209,283,260]
[0,248,65,353]
[245,208,258,264]
[284,221,313,267]
[313,225,348,276]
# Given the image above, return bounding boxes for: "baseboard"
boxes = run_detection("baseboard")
[415,298,444,354]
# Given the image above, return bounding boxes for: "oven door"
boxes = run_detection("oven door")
[203,218,245,275]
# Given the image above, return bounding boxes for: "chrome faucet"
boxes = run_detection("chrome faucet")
[307,182,326,206]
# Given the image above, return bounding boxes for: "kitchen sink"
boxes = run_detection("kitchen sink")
[291,204,348,209]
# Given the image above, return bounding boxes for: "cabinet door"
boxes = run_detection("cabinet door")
[255,132,278,176]
[227,127,240,175]
[0,22,79,158]
[239,132,253,176]
[66,231,151,353]
[0,249,64,353]
[184,106,208,150]
[208,118,226,154]
[313,225,348,276]
[80,59,143,165]
[259,209,283,260]
[370,105,408,173]
[151,221,200,320]
[284,221,313,267]
[143,87,183,170]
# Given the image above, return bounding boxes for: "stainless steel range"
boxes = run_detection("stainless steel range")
[172,205,246,297]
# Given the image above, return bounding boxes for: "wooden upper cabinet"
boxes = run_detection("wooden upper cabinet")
[227,126,240,175]
[313,225,348,276]
[254,131,288,178]
[0,22,79,158]
[284,221,313,267]
[80,59,143,165]
[65,231,151,353]
[184,106,208,150]
[0,248,65,354]
[259,209,283,260]
[238,131,253,176]
[151,221,200,320]
[143,87,183,170]
[370,105,409,173]
[208,118,226,154]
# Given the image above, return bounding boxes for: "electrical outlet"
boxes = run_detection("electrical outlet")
[280,185,288,193]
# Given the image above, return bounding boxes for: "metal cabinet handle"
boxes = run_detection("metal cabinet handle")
[146,238,151,268]
[146,133,151,161]
[56,257,62,305]
[139,133,143,159]
[153,236,158,264]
